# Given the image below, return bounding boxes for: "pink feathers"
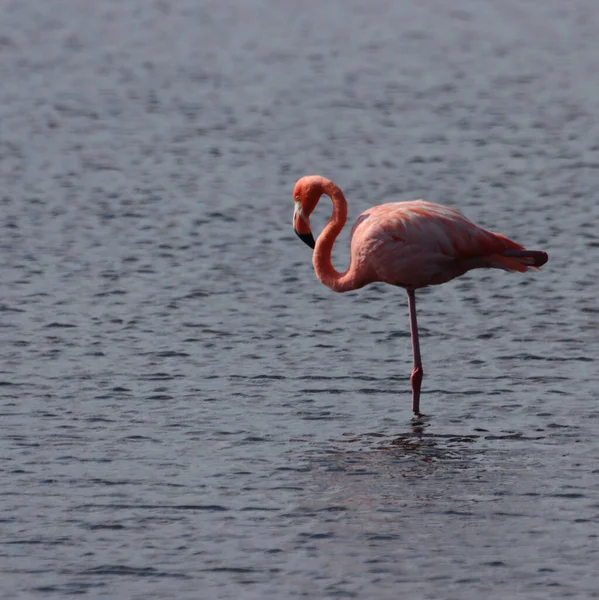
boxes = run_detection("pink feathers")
[347,200,541,288]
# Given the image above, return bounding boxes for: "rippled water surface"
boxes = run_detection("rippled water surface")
[2,0,599,598]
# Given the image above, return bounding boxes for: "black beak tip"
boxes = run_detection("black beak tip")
[295,230,316,249]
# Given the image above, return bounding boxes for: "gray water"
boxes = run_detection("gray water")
[1,0,599,598]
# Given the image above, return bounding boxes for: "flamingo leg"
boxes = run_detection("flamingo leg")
[407,289,423,414]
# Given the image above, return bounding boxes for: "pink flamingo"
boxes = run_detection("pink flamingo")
[292,175,548,414]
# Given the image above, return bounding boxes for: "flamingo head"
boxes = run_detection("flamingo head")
[293,176,325,249]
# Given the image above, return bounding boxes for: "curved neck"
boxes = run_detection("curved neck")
[312,181,360,292]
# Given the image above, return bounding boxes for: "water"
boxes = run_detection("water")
[1,0,599,598]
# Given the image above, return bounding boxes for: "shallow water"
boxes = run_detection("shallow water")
[1,0,599,598]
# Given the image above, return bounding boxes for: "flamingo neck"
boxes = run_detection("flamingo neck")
[312,181,360,293]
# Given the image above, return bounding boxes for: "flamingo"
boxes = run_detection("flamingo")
[292,175,548,414]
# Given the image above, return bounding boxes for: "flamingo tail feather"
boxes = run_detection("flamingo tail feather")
[491,249,548,272]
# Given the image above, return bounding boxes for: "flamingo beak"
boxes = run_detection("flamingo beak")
[295,230,316,249]
[293,202,316,249]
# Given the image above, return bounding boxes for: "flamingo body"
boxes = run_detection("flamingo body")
[292,175,548,414]
[347,200,534,290]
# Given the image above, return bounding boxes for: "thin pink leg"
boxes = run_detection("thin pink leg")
[407,289,423,414]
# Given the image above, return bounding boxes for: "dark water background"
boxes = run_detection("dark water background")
[2,0,599,598]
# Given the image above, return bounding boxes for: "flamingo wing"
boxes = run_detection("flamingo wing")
[349,201,529,288]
